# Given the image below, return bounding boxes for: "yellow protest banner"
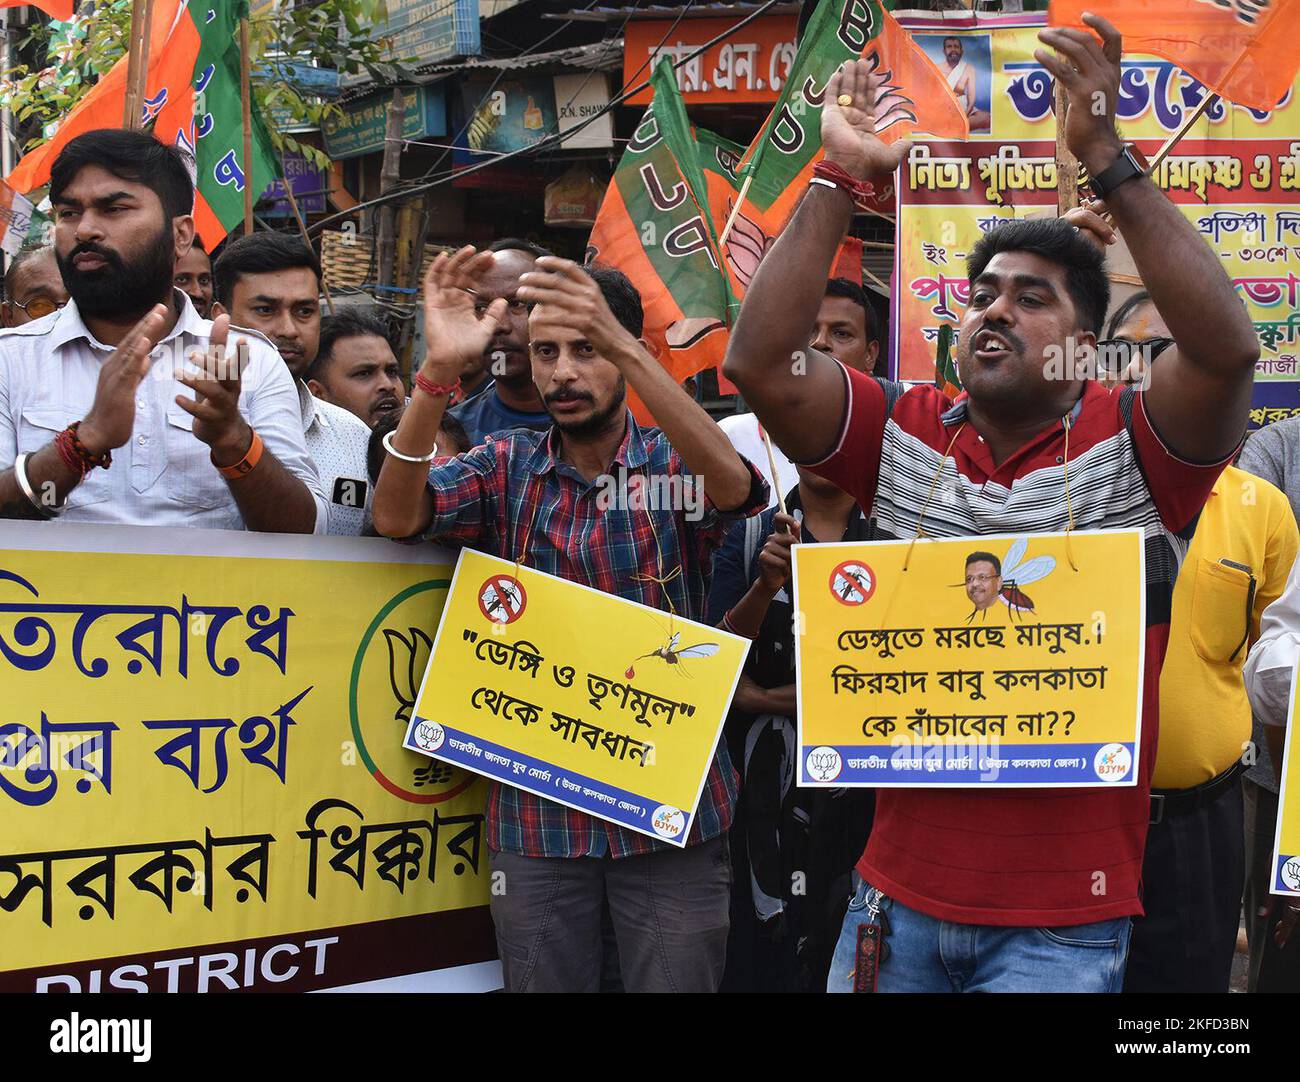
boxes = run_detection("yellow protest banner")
[1270,659,1300,896]
[0,523,495,993]
[793,530,1145,787]
[404,549,748,846]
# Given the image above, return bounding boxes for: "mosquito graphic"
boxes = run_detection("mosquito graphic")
[625,632,719,679]
[482,580,522,622]
[996,537,1057,619]
[958,537,1056,623]
[835,566,872,602]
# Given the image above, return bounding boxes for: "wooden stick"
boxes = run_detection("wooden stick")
[758,424,787,516]
[1148,92,1218,173]
[1055,80,1079,215]
[282,180,334,315]
[862,264,890,295]
[239,17,254,235]
[718,174,753,247]
[122,0,155,130]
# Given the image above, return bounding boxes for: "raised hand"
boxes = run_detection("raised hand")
[420,246,508,382]
[176,312,253,466]
[78,304,170,455]
[757,512,802,593]
[1061,197,1117,251]
[516,256,640,362]
[821,59,913,182]
[1035,13,1125,175]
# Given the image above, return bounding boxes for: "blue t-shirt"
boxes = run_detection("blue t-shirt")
[449,388,551,447]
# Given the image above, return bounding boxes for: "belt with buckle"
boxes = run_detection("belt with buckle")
[1149,760,1245,825]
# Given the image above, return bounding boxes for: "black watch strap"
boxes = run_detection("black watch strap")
[1089,145,1146,200]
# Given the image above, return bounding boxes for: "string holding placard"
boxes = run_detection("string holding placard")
[1061,413,1079,573]
[901,423,966,573]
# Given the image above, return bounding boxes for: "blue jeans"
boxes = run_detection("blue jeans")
[827,876,1132,993]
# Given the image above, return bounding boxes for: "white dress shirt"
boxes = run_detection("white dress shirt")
[1245,554,1300,730]
[719,411,800,510]
[297,381,373,536]
[0,292,327,531]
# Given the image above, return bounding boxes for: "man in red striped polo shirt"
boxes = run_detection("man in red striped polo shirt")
[724,14,1258,992]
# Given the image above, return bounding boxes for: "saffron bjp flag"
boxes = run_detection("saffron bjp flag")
[585,59,732,391]
[718,0,967,301]
[0,0,74,20]
[1048,0,1299,113]
[0,179,34,256]
[7,0,277,250]
[697,124,867,296]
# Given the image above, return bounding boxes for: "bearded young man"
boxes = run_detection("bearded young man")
[374,252,767,993]
[723,15,1258,993]
[0,129,323,531]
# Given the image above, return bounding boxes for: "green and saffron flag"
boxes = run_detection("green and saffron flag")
[8,0,278,249]
[585,59,731,397]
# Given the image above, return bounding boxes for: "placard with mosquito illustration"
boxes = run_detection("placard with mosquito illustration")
[793,529,1145,788]
[402,550,749,845]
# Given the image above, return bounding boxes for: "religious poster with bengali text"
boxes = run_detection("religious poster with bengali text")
[405,550,748,847]
[794,529,1145,787]
[0,523,497,993]
[893,12,1300,430]
[1270,659,1300,896]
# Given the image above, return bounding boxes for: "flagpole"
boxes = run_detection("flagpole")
[281,180,335,315]
[122,0,156,130]
[1147,92,1218,173]
[717,175,752,246]
[758,426,787,517]
[239,16,254,235]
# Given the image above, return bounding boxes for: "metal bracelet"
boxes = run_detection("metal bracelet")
[381,429,439,464]
[13,453,59,519]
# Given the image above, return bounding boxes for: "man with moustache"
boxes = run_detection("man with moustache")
[0,129,323,531]
[212,232,374,535]
[2,245,69,327]
[725,16,1258,992]
[305,309,404,429]
[963,551,1003,617]
[174,239,214,319]
[448,238,552,444]
[373,251,767,992]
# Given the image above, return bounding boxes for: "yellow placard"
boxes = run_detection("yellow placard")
[1270,659,1300,896]
[793,530,1145,787]
[405,549,748,846]
[0,523,493,992]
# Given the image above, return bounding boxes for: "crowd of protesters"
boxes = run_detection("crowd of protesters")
[4,13,1300,995]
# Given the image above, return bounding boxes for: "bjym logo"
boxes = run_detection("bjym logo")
[49,1013,151,1063]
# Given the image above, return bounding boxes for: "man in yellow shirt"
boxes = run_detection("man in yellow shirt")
[1106,292,1299,991]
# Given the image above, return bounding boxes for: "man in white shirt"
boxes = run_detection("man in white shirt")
[0,129,324,532]
[212,233,373,535]
[720,278,882,508]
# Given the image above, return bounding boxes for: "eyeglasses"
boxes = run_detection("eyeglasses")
[1095,336,1176,378]
[11,297,66,320]
[965,574,998,586]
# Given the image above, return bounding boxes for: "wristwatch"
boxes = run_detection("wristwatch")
[1087,143,1149,200]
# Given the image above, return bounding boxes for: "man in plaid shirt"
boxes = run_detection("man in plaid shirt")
[374,247,767,992]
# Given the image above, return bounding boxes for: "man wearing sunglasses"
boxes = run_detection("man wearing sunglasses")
[2,244,68,328]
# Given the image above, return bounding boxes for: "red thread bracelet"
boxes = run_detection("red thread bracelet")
[810,160,879,210]
[414,372,460,399]
[55,421,111,477]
